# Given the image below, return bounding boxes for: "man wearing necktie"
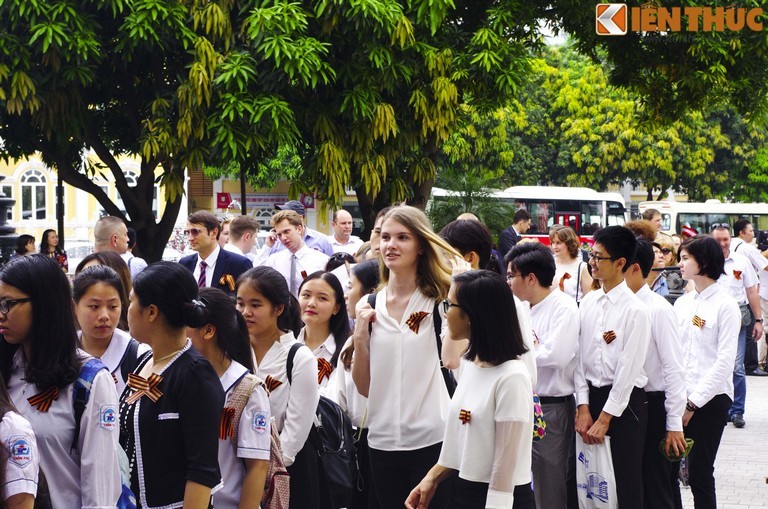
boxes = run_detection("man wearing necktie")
[178,211,253,295]
[262,210,329,297]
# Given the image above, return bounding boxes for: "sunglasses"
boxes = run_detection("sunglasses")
[183,228,206,237]
[709,223,730,231]
[660,248,673,255]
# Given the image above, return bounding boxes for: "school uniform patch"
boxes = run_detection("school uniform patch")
[99,405,118,431]
[253,412,268,433]
[8,435,32,466]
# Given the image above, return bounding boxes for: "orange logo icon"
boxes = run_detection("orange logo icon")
[596,4,628,35]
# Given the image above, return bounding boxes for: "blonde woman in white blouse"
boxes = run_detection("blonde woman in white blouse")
[674,235,739,509]
[406,270,532,509]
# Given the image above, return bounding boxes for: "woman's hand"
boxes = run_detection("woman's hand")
[352,304,376,342]
[405,477,438,509]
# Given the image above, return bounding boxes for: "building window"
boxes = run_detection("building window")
[115,171,138,219]
[20,170,46,220]
[1,185,12,221]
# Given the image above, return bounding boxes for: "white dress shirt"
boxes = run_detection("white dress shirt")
[297,328,337,388]
[718,251,757,305]
[367,288,450,451]
[214,361,271,509]
[324,338,367,428]
[120,253,148,279]
[251,332,319,466]
[732,238,768,299]
[674,283,740,408]
[194,245,221,288]
[264,244,330,297]
[330,236,364,255]
[527,289,579,397]
[78,328,151,395]
[8,350,122,509]
[575,281,651,417]
[636,285,686,431]
[0,411,39,501]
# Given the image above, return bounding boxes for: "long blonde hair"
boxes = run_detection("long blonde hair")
[379,206,459,300]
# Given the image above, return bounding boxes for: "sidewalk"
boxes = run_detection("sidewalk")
[681,375,768,508]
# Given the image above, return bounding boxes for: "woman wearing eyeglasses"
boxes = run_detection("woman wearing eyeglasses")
[0,254,122,509]
[352,206,461,508]
[406,270,532,509]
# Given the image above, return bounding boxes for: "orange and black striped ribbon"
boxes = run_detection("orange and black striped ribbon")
[111,373,119,385]
[459,409,471,424]
[406,311,430,334]
[28,387,59,412]
[692,315,706,329]
[219,274,236,291]
[264,375,283,392]
[219,407,236,440]
[559,272,571,292]
[125,373,164,404]
[317,358,333,384]
[733,270,742,280]
[603,331,617,344]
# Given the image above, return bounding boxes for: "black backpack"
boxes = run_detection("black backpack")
[367,293,457,397]
[286,343,357,508]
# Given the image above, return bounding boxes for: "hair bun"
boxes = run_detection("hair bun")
[181,300,207,328]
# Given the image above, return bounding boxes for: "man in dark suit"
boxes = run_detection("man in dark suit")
[179,211,252,295]
[498,208,532,257]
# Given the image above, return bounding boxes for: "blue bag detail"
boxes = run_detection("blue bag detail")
[73,358,137,509]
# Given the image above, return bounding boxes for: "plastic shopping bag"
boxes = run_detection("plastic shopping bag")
[575,434,618,509]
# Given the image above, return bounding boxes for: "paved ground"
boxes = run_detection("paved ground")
[681,375,768,508]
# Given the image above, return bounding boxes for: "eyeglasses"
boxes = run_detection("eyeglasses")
[660,248,673,255]
[183,228,205,237]
[441,299,462,314]
[710,223,730,231]
[506,273,522,281]
[589,252,614,262]
[0,298,31,315]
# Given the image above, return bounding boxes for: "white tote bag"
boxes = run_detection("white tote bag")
[575,434,618,509]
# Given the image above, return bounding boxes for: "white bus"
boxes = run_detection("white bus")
[638,200,768,236]
[431,186,627,243]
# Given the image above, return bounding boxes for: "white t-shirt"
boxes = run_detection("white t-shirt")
[527,289,579,397]
[8,350,122,509]
[252,332,319,466]
[438,359,532,506]
[718,251,757,305]
[367,288,450,451]
[731,238,768,299]
[0,411,38,501]
[214,362,271,509]
[674,283,740,407]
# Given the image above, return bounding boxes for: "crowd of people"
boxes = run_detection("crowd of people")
[0,201,756,509]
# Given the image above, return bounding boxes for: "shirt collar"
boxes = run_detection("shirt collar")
[601,280,629,304]
[97,328,133,373]
[220,360,249,393]
[694,282,720,300]
[201,245,221,266]
[635,284,653,301]
[297,328,337,356]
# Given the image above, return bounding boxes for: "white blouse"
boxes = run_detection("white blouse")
[324,337,367,428]
[297,328,337,388]
[252,332,319,466]
[8,349,121,509]
[674,283,740,407]
[366,288,450,451]
[438,359,533,508]
[79,328,151,395]
[0,411,39,501]
[554,258,588,302]
[214,361,271,509]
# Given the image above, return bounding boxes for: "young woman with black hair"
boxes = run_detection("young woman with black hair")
[75,251,133,331]
[236,266,321,509]
[38,230,67,273]
[406,270,532,509]
[675,235,740,509]
[0,254,121,508]
[352,205,461,508]
[11,235,34,259]
[187,287,270,509]
[297,271,349,388]
[119,262,224,509]
[73,265,149,394]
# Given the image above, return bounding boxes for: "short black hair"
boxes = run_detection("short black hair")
[350,259,380,292]
[439,219,492,270]
[733,218,751,236]
[453,270,527,365]
[513,209,532,224]
[236,266,302,336]
[504,242,556,287]
[679,235,725,281]
[593,226,637,273]
[633,238,655,279]
[187,210,220,234]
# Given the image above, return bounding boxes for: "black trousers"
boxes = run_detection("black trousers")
[642,391,678,509]
[369,443,454,508]
[588,384,648,509]
[682,394,731,509]
[448,478,536,509]
[350,429,379,509]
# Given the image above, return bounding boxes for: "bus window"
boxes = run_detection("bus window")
[519,201,554,235]
[678,213,707,236]
[606,202,627,226]
[580,201,604,235]
[660,214,671,231]
[555,213,579,232]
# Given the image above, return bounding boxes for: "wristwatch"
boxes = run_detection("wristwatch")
[756,319,763,323]
[686,401,698,412]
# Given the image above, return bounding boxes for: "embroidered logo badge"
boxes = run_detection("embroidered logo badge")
[253,412,268,434]
[99,405,117,431]
[8,435,32,466]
